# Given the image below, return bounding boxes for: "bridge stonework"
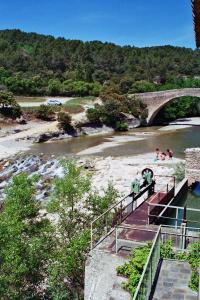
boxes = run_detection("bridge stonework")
[130,88,200,124]
[185,148,200,185]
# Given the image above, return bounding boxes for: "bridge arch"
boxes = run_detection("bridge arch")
[131,88,200,125]
[148,95,200,125]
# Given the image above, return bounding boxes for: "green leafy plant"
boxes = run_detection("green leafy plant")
[35,104,56,120]
[118,240,200,297]
[0,173,53,299]
[115,121,128,131]
[174,162,185,183]
[57,111,73,132]
[117,244,151,296]
[0,90,22,119]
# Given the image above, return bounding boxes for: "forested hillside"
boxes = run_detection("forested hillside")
[1,29,200,96]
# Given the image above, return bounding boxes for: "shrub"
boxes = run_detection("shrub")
[117,244,151,296]
[57,111,73,132]
[118,240,200,297]
[86,107,102,125]
[174,162,185,183]
[0,91,22,119]
[115,121,128,131]
[35,104,56,121]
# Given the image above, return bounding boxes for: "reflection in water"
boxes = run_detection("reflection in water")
[29,126,200,158]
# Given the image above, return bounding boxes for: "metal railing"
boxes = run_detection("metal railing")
[90,182,155,250]
[114,224,200,254]
[115,225,158,253]
[131,224,200,299]
[161,224,200,251]
[133,226,162,300]
[148,202,200,228]
[90,176,176,250]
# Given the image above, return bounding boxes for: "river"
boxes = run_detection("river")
[29,125,200,158]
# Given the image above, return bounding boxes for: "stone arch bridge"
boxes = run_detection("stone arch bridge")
[131,88,200,124]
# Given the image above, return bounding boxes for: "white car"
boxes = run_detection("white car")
[47,99,62,106]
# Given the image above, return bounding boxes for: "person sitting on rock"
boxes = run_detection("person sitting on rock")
[160,152,166,161]
[166,149,173,159]
[155,148,160,161]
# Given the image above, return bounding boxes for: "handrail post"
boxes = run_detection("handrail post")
[90,222,93,251]
[176,208,178,228]
[120,202,123,223]
[105,214,108,234]
[115,226,118,253]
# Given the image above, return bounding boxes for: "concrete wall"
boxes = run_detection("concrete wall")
[185,148,200,185]
[84,250,130,300]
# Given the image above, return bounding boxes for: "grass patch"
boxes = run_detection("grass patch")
[63,96,96,114]
[64,96,96,107]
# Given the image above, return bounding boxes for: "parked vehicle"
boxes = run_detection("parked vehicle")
[47,99,62,106]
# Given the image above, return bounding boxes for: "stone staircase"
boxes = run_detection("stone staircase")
[152,260,198,300]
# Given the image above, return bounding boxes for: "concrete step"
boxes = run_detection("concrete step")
[153,260,198,300]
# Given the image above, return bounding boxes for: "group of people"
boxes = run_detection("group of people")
[155,148,173,161]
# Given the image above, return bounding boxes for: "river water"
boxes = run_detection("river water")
[29,126,200,158]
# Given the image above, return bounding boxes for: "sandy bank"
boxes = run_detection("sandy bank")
[77,135,145,155]
[0,121,58,159]
[89,154,183,196]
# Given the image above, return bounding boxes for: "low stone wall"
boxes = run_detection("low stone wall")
[185,148,200,185]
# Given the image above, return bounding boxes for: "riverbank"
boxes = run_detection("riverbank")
[89,154,183,195]
[0,117,199,160]
[0,153,183,202]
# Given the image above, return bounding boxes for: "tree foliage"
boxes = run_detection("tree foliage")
[0,173,53,299]
[0,90,22,119]
[1,30,200,96]
[35,104,56,121]
[156,96,200,123]
[0,160,119,299]
[86,93,147,130]
[57,111,73,132]
[47,160,118,299]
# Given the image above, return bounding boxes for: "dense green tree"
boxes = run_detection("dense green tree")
[1,29,200,98]
[47,160,118,299]
[48,79,62,96]
[0,91,22,119]
[57,111,73,132]
[0,173,53,299]
[129,80,156,93]
[86,93,147,130]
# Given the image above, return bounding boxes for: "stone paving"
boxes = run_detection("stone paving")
[153,259,198,300]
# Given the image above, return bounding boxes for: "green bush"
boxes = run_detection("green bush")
[0,91,22,119]
[174,162,185,183]
[57,111,73,132]
[86,107,102,125]
[115,121,128,131]
[86,93,147,130]
[35,104,56,120]
[118,240,200,297]
[117,244,151,296]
